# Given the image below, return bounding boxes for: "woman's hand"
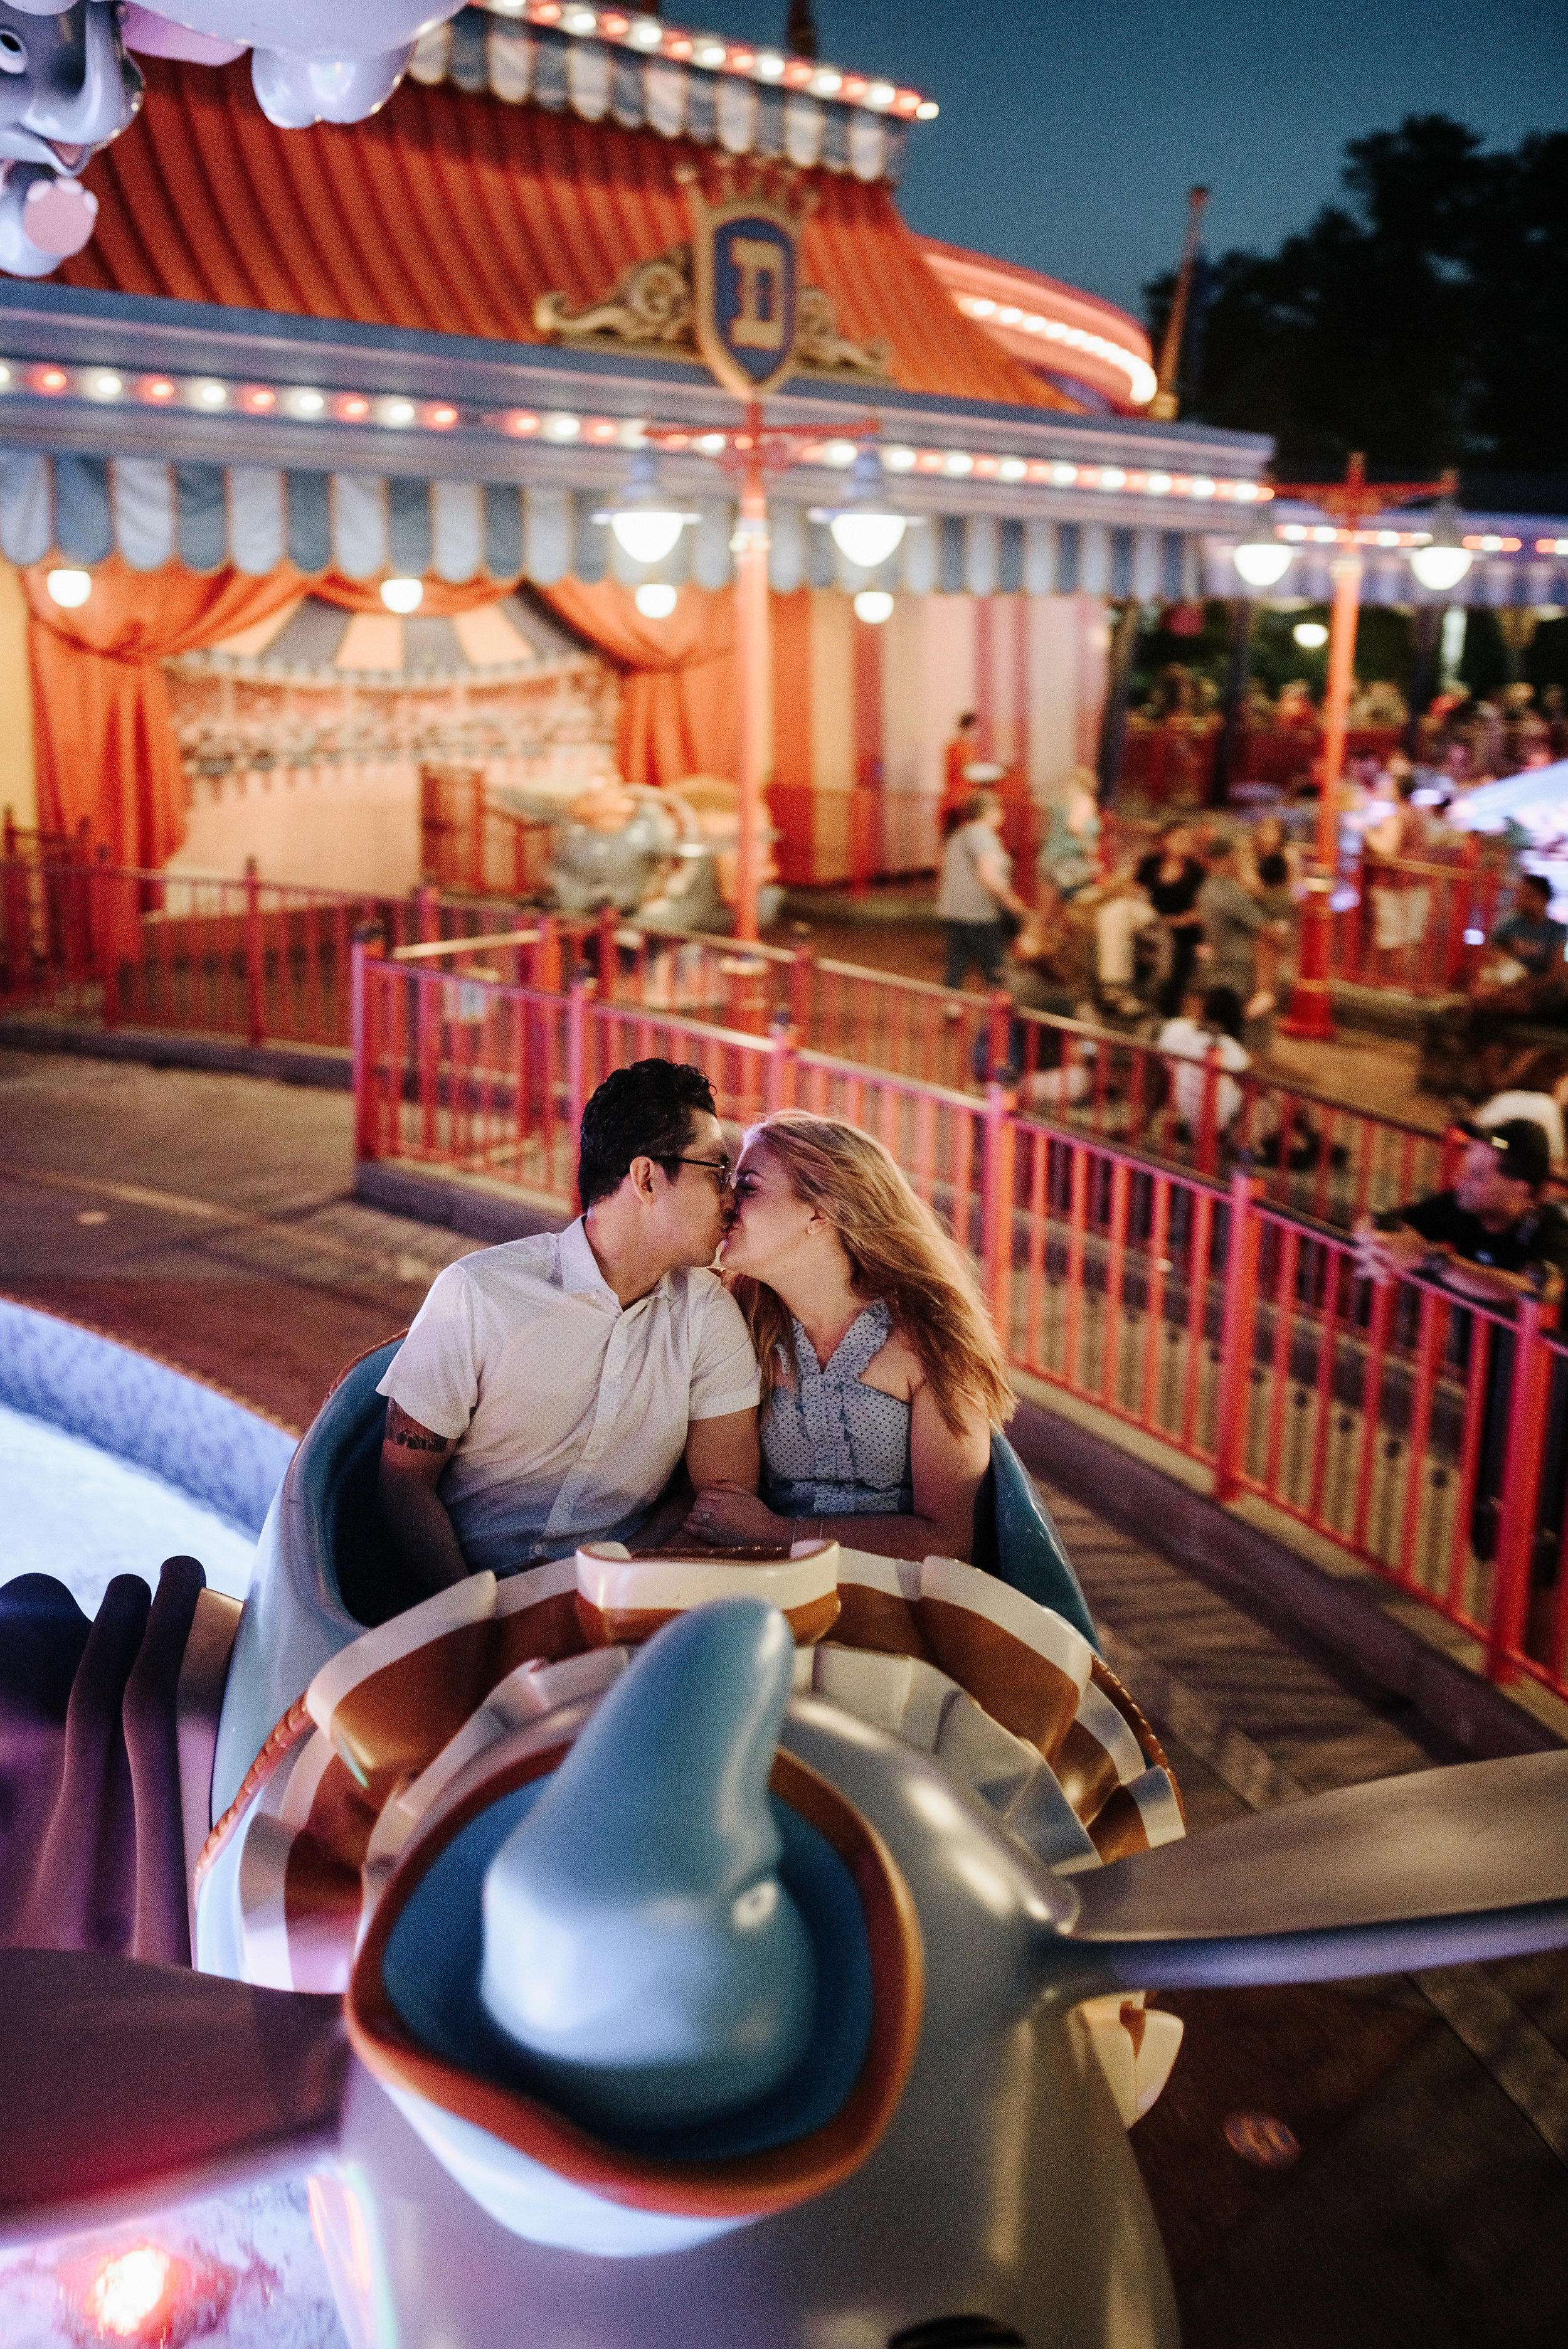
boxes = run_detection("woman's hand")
[682,1485,792,1547]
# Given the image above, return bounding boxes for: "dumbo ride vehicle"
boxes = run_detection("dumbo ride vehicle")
[5,1346,1568,2349]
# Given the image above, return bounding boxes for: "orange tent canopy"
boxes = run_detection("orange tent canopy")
[65,59,1071,413]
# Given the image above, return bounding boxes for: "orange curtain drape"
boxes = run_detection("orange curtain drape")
[25,563,520,867]
[26,558,307,869]
[543,580,738,788]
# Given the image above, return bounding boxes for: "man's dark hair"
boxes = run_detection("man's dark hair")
[1258,850,1289,887]
[577,1059,717,1209]
[1521,872,1552,904]
[958,710,978,729]
[1201,985,1244,1041]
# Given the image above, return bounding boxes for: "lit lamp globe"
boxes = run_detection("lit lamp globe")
[815,444,908,572]
[1409,543,1472,593]
[634,582,678,620]
[1231,532,1293,590]
[46,568,92,608]
[853,590,894,625]
[598,448,696,569]
[381,577,423,614]
[1292,620,1329,650]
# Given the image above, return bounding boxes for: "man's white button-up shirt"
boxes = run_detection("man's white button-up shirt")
[378,1219,760,1573]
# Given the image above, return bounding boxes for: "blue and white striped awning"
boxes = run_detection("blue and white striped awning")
[0,450,1216,598]
[407,6,911,184]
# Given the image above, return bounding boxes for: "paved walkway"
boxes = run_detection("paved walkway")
[3,1047,1564,2346]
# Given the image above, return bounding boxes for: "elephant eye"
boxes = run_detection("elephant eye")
[0,30,26,75]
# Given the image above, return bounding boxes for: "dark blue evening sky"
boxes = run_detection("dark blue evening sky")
[709,0,1568,324]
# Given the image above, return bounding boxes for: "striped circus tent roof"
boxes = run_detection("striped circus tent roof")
[61,55,1056,413]
[192,588,583,678]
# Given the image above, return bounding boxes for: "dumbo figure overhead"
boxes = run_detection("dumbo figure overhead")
[0,0,138,276]
[118,0,466,129]
[0,0,465,273]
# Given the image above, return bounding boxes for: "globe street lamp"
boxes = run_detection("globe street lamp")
[1243,457,1469,1041]
[811,443,908,573]
[594,448,698,569]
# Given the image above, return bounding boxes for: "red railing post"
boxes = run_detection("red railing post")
[765,1018,798,1113]
[536,912,562,994]
[1487,1294,1557,1684]
[1446,833,1480,990]
[566,971,590,1184]
[982,1081,1017,1339]
[351,925,381,1164]
[243,856,265,1046]
[1213,1166,1264,1502]
[416,879,438,946]
[596,903,619,1004]
[986,987,1012,1081]
[92,847,120,1029]
[788,934,813,1034]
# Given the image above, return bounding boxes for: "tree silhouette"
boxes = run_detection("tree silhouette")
[1147,116,1568,481]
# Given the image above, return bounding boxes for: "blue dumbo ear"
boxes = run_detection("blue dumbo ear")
[479,1598,817,2129]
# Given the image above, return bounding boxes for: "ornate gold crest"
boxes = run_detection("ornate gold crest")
[534,161,889,386]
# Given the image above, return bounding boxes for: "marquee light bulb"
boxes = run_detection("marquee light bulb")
[380,576,423,613]
[46,568,92,607]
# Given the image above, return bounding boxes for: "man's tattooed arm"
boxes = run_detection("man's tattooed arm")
[384,1400,455,1455]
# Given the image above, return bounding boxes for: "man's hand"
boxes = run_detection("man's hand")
[683,1485,791,1547]
[378,1400,467,1594]
[1351,1216,1433,1288]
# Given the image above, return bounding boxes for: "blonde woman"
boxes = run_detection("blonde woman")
[681,1111,1014,1562]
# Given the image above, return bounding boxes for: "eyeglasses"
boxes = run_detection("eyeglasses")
[671,1156,733,1190]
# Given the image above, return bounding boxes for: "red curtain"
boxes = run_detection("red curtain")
[25,558,307,868]
[542,580,738,787]
[25,565,524,867]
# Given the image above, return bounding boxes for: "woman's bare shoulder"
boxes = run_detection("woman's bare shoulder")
[859,1320,924,1401]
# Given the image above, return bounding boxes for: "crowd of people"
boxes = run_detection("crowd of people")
[938,786,1299,1139]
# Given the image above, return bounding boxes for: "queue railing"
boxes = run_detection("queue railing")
[4,845,1465,1228]
[352,932,1568,1707]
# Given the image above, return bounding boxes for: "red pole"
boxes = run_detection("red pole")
[92,847,120,1031]
[243,856,265,1047]
[567,970,590,1202]
[765,1018,798,1114]
[734,400,770,943]
[982,1080,1017,1339]
[1488,1296,1556,1683]
[1213,1167,1264,1501]
[351,926,379,1163]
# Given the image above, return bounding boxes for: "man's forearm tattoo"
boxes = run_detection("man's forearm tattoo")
[385,1401,452,1454]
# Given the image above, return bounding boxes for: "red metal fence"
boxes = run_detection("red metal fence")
[4,844,1459,1228]
[351,935,1568,1709]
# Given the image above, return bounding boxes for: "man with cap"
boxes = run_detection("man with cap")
[1352,1118,1568,1307]
[1354,1118,1568,1616]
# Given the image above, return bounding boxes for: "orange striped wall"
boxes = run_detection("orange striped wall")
[768,591,1110,884]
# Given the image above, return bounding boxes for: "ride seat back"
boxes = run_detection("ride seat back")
[970,1432,1100,1652]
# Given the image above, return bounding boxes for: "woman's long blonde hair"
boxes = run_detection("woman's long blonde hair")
[729,1111,1014,1435]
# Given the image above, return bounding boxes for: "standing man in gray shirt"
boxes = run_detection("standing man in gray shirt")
[1197,835,1283,1044]
[938,790,1032,994]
